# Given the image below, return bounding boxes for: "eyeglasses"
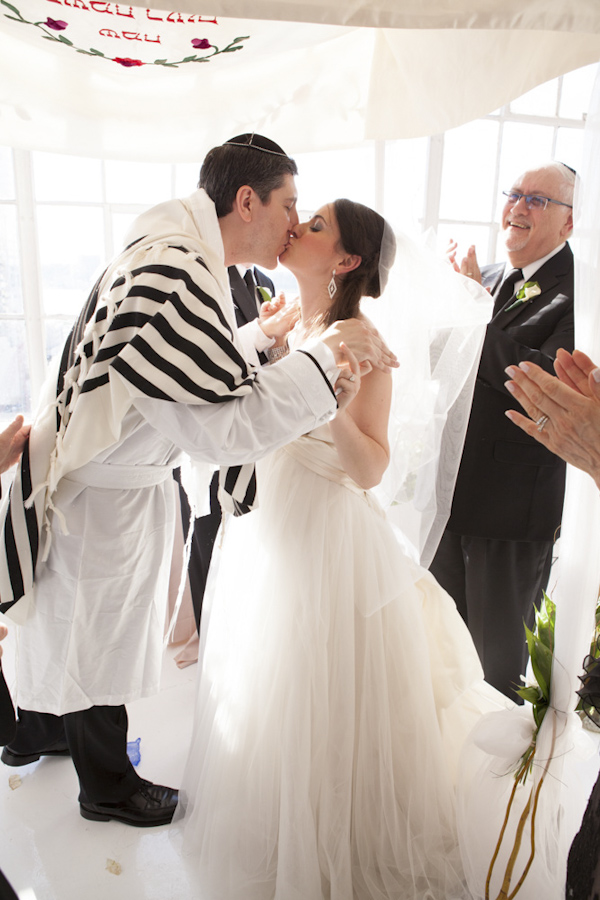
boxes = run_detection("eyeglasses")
[502,191,573,211]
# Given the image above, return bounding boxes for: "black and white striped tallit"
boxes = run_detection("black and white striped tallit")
[0,189,259,618]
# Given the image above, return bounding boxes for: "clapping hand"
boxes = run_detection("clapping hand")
[504,349,600,489]
[0,415,30,476]
[553,348,599,397]
[446,240,483,285]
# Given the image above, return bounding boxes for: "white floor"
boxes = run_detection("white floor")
[1,625,599,900]
[0,632,200,900]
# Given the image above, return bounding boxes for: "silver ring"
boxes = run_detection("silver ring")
[348,374,356,382]
[467,272,473,276]
[536,414,549,432]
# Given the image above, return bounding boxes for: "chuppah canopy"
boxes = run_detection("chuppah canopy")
[0,0,599,160]
[1,3,600,897]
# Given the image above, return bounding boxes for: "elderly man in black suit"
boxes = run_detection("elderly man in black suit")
[429,161,576,700]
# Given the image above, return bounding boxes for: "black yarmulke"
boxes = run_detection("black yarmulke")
[224,133,289,158]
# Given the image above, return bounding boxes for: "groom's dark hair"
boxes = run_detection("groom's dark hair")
[199,133,298,218]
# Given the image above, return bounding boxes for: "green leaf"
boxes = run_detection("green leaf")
[516,685,542,705]
[222,45,245,53]
[528,632,553,699]
[257,286,273,304]
[57,34,73,45]
[1,2,22,15]
[231,35,250,42]
[533,700,549,730]
[536,592,556,653]
[536,614,553,654]
[182,55,197,62]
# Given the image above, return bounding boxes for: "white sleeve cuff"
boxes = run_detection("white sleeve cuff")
[237,319,275,365]
[298,339,340,384]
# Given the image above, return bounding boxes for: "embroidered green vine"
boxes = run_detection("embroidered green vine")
[1,1,249,67]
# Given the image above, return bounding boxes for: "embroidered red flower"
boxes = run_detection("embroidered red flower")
[44,18,68,30]
[113,57,144,67]
[191,38,211,49]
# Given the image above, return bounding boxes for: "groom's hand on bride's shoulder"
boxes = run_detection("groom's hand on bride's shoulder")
[321,319,398,372]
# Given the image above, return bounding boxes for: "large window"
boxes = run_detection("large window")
[1,63,596,423]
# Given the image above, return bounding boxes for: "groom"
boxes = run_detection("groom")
[1,133,396,827]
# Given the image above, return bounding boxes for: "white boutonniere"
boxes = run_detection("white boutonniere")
[505,281,542,312]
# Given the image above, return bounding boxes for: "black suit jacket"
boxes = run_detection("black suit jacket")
[228,266,275,367]
[228,266,275,330]
[446,243,574,541]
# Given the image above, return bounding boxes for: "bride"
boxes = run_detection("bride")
[175,198,498,900]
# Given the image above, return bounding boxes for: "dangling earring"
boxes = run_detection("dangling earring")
[327,269,337,300]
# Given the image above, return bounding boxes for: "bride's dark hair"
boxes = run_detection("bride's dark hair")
[323,199,396,327]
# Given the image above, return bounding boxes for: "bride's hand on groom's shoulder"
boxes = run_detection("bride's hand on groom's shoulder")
[322,318,398,373]
[334,344,361,412]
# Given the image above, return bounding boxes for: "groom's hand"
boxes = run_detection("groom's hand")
[322,319,398,372]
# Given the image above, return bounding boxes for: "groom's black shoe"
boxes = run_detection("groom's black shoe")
[1,738,70,767]
[79,781,179,827]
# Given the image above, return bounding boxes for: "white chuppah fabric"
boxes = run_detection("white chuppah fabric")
[0,1,600,160]
[456,68,600,900]
[116,0,600,30]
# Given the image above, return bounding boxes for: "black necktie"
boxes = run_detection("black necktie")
[243,268,257,296]
[243,268,262,314]
[493,268,523,315]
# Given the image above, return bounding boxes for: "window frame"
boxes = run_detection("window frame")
[0,66,593,421]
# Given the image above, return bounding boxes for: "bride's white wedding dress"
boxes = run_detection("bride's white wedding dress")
[176,423,503,900]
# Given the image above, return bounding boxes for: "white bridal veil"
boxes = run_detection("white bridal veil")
[365,228,492,568]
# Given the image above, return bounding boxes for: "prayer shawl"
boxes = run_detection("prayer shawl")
[0,189,257,620]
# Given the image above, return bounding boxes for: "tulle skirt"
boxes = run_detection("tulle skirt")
[174,441,498,900]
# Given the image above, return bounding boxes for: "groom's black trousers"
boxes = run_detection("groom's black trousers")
[7,706,142,803]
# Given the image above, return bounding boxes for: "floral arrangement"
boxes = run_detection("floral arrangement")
[485,591,600,899]
[505,281,542,312]
[514,591,555,745]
